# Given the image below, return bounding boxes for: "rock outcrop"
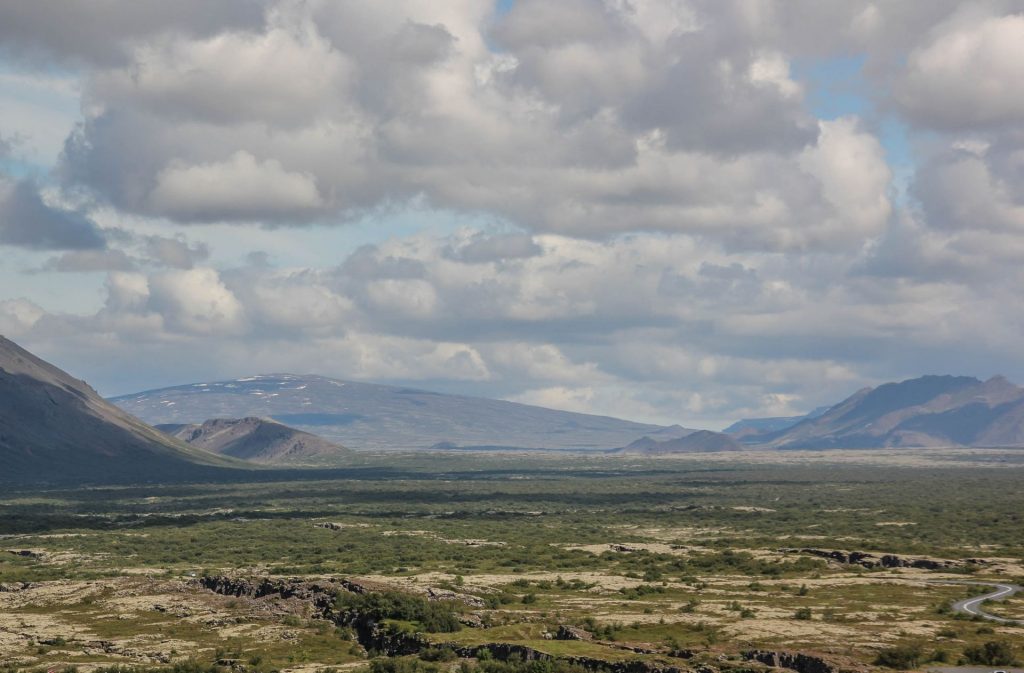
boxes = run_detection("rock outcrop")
[779,548,990,570]
[196,575,688,673]
[555,625,593,641]
[743,650,871,673]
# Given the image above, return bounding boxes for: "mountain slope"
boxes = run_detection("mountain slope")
[158,417,348,464]
[113,374,683,452]
[0,336,240,483]
[759,375,1024,449]
[724,407,829,439]
[616,430,743,454]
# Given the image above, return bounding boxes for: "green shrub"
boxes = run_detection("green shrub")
[334,590,462,633]
[963,641,1015,666]
[875,644,923,669]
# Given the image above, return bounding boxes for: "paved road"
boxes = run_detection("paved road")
[940,581,1024,624]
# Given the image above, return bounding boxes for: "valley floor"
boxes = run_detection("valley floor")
[2,449,1023,673]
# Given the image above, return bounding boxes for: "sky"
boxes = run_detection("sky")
[2,0,1024,429]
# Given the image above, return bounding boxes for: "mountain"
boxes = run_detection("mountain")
[112,374,686,452]
[616,430,743,454]
[158,417,347,464]
[757,375,1024,449]
[0,336,239,484]
[724,407,830,439]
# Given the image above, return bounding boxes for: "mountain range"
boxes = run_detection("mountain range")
[6,331,1024,488]
[735,375,1024,449]
[112,374,691,452]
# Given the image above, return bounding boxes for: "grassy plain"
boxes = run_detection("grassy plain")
[1,449,1023,673]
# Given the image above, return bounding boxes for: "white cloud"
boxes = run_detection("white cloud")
[146,268,246,334]
[92,20,355,127]
[797,117,892,249]
[0,298,45,337]
[913,144,1024,233]
[898,11,1024,130]
[148,151,324,222]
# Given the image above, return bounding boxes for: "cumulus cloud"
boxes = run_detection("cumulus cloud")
[897,10,1024,131]
[32,0,894,252]
[147,151,325,222]
[146,268,247,335]
[91,20,355,128]
[913,142,1024,233]
[795,117,892,248]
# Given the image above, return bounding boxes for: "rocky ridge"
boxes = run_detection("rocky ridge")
[780,548,992,570]
[196,575,878,673]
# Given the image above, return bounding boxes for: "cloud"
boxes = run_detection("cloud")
[146,268,247,335]
[147,151,325,222]
[39,249,136,272]
[913,141,1024,233]
[12,218,1024,426]
[795,117,892,248]
[142,235,210,269]
[96,268,247,336]
[443,231,542,264]
[0,179,106,250]
[0,298,45,337]
[91,20,355,127]
[897,10,1024,131]
[34,0,883,252]
[0,1,268,67]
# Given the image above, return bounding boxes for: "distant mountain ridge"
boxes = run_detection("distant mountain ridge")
[0,336,239,483]
[742,375,1024,449]
[158,417,348,464]
[724,407,829,438]
[616,430,743,454]
[113,374,692,452]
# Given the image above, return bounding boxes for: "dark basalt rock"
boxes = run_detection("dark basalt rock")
[743,650,870,673]
[779,548,988,570]
[555,625,593,641]
[197,574,688,673]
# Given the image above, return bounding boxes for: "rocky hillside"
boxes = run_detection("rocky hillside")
[158,417,348,464]
[113,374,691,452]
[753,375,1024,449]
[616,430,743,454]
[0,336,239,483]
